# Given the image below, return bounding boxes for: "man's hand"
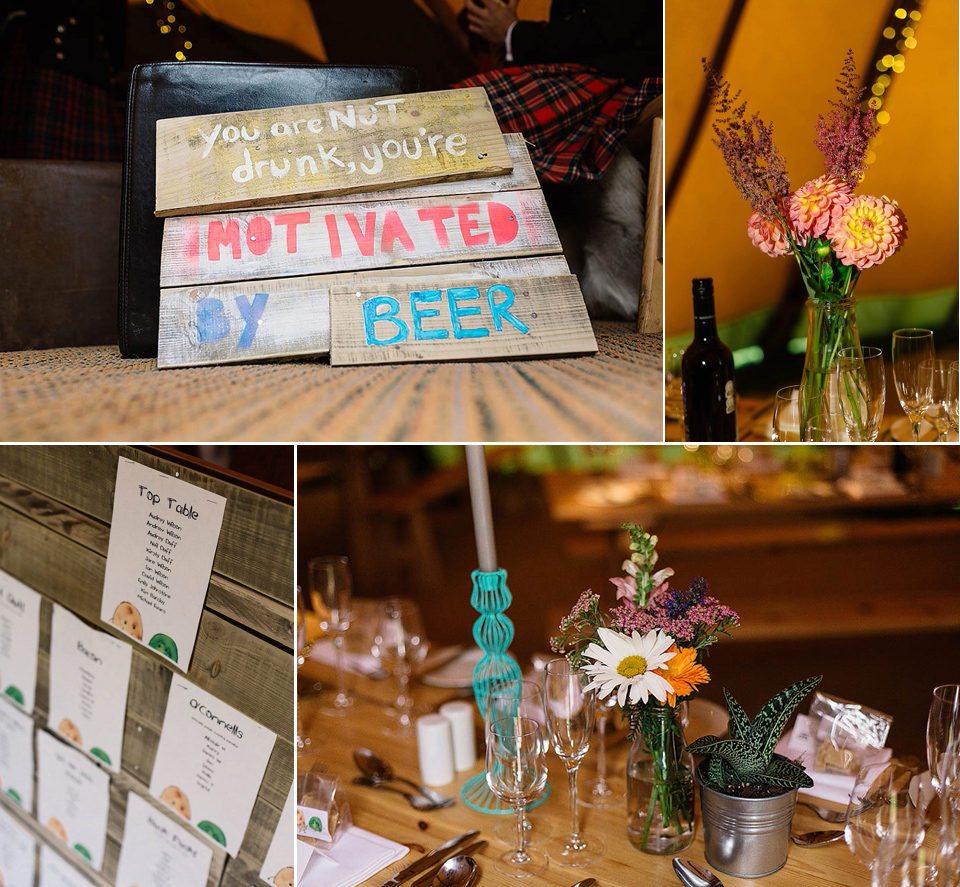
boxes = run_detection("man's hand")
[465,0,519,45]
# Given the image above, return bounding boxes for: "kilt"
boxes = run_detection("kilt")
[454,63,662,184]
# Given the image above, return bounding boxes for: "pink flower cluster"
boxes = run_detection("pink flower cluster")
[611,599,740,645]
[748,175,905,270]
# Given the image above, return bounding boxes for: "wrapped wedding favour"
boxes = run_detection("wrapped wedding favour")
[297,768,352,847]
[808,691,893,776]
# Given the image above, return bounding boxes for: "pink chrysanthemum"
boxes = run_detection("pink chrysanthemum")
[788,175,854,240]
[747,210,793,256]
[828,195,906,270]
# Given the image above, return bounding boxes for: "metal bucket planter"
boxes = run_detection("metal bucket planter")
[696,762,798,878]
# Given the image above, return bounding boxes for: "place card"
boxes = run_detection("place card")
[100,457,227,671]
[115,791,215,887]
[0,804,36,887]
[296,840,314,885]
[0,700,35,810]
[259,781,296,886]
[39,843,98,887]
[48,604,132,772]
[0,568,42,713]
[149,677,276,856]
[36,730,110,871]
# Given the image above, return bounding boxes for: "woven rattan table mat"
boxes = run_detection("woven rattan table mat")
[1,324,662,442]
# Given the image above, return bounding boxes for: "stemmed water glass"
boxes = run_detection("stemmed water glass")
[924,360,956,442]
[582,693,624,807]
[837,346,886,441]
[772,385,803,442]
[542,658,604,866]
[486,716,549,878]
[927,684,960,797]
[488,682,552,846]
[373,596,428,736]
[892,329,935,442]
[308,555,354,714]
[844,760,925,879]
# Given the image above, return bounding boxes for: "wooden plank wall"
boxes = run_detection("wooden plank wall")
[0,446,294,887]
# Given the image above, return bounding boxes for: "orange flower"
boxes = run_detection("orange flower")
[655,645,709,706]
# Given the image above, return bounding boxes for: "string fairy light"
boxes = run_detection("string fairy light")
[144,0,191,60]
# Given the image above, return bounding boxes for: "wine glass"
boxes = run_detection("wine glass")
[772,385,802,442]
[949,362,960,433]
[296,586,313,753]
[923,359,955,442]
[373,596,428,736]
[837,346,886,441]
[892,329,935,442]
[927,684,960,796]
[486,716,549,878]
[308,555,354,715]
[541,658,604,866]
[844,760,925,876]
[488,682,552,846]
[582,693,624,807]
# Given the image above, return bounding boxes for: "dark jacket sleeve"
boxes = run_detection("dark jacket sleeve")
[509,0,661,85]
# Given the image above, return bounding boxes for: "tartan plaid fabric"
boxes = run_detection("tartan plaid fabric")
[455,63,662,184]
[0,39,126,161]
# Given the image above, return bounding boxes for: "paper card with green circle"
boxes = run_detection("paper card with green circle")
[0,569,42,715]
[0,803,36,887]
[0,701,34,811]
[36,729,110,872]
[99,457,226,672]
[48,605,132,773]
[115,791,215,887]
[39,843,99,887]
[149,678,277,857]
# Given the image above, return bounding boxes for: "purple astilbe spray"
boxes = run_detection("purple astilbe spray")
[815,49,879,187]
[703,59,793,229]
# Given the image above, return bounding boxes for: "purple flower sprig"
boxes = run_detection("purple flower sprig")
[550,590,610,668]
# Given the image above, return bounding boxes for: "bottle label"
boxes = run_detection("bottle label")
[725,380,736,415]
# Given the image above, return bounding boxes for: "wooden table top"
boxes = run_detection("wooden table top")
[298,657,873,887]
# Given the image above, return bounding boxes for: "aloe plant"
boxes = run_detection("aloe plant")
[687,675,822,792]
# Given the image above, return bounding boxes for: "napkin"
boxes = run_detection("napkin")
[299,826,408,887]
[775,714,892,805]
[308,640,382,676]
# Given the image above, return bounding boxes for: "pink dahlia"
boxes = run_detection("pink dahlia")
[747,211,793,256]
[828,195,906,270]
[788,175,854,239]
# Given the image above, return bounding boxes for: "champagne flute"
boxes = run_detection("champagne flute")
[837,346,886,441]
[308,555,354,714]
[844,760,925,876]
[488,682,552,846]
[542,658,604,866]
[923,359,955,442]
[486,716,549,878]
[373,596,428,736]
[927,684,960,796]
[582,693,624,807]
[892,329,935,442]
[296,586,313,753]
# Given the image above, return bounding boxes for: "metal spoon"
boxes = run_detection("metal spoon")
[431,855,478,887]
[354,748,455,806]
[795,799,848,823]
[790,828,845,846]
[673,858,723,887]
[351,776,452,811]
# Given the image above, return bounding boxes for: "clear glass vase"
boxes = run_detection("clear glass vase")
[799,295,862,440]
[626,703,696,855]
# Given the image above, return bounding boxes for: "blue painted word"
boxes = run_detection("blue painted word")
[195,293,269,348]
[362,285,530,346]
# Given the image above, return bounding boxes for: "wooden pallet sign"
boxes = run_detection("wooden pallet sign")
[328,275,598,366]
[160,189,563,287]
[155,87,513,216]
[156,256,572,368]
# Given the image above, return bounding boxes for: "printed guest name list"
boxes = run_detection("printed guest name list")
[100,458,226,671]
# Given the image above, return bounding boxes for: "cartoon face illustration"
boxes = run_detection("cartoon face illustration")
[111,601,143,640]
[159,785,191,819]
[296,808,305,830]
[273,866,295,887]
[47,817,68,842]
[58,718,83,745]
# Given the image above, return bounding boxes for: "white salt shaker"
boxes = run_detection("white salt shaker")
[438,701,476,771]
[416,714,455,786]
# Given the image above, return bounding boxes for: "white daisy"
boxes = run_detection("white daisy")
[581,627,676,707]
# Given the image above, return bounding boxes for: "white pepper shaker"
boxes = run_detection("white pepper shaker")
[438,700,476,771]
[416,714,455,786]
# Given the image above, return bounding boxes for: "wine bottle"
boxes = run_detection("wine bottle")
[681,278,738,441]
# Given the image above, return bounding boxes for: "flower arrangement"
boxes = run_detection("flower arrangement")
[704,50,907,435]
[552,523,739,854]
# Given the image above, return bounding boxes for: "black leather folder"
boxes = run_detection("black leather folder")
[117,61,419,358]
